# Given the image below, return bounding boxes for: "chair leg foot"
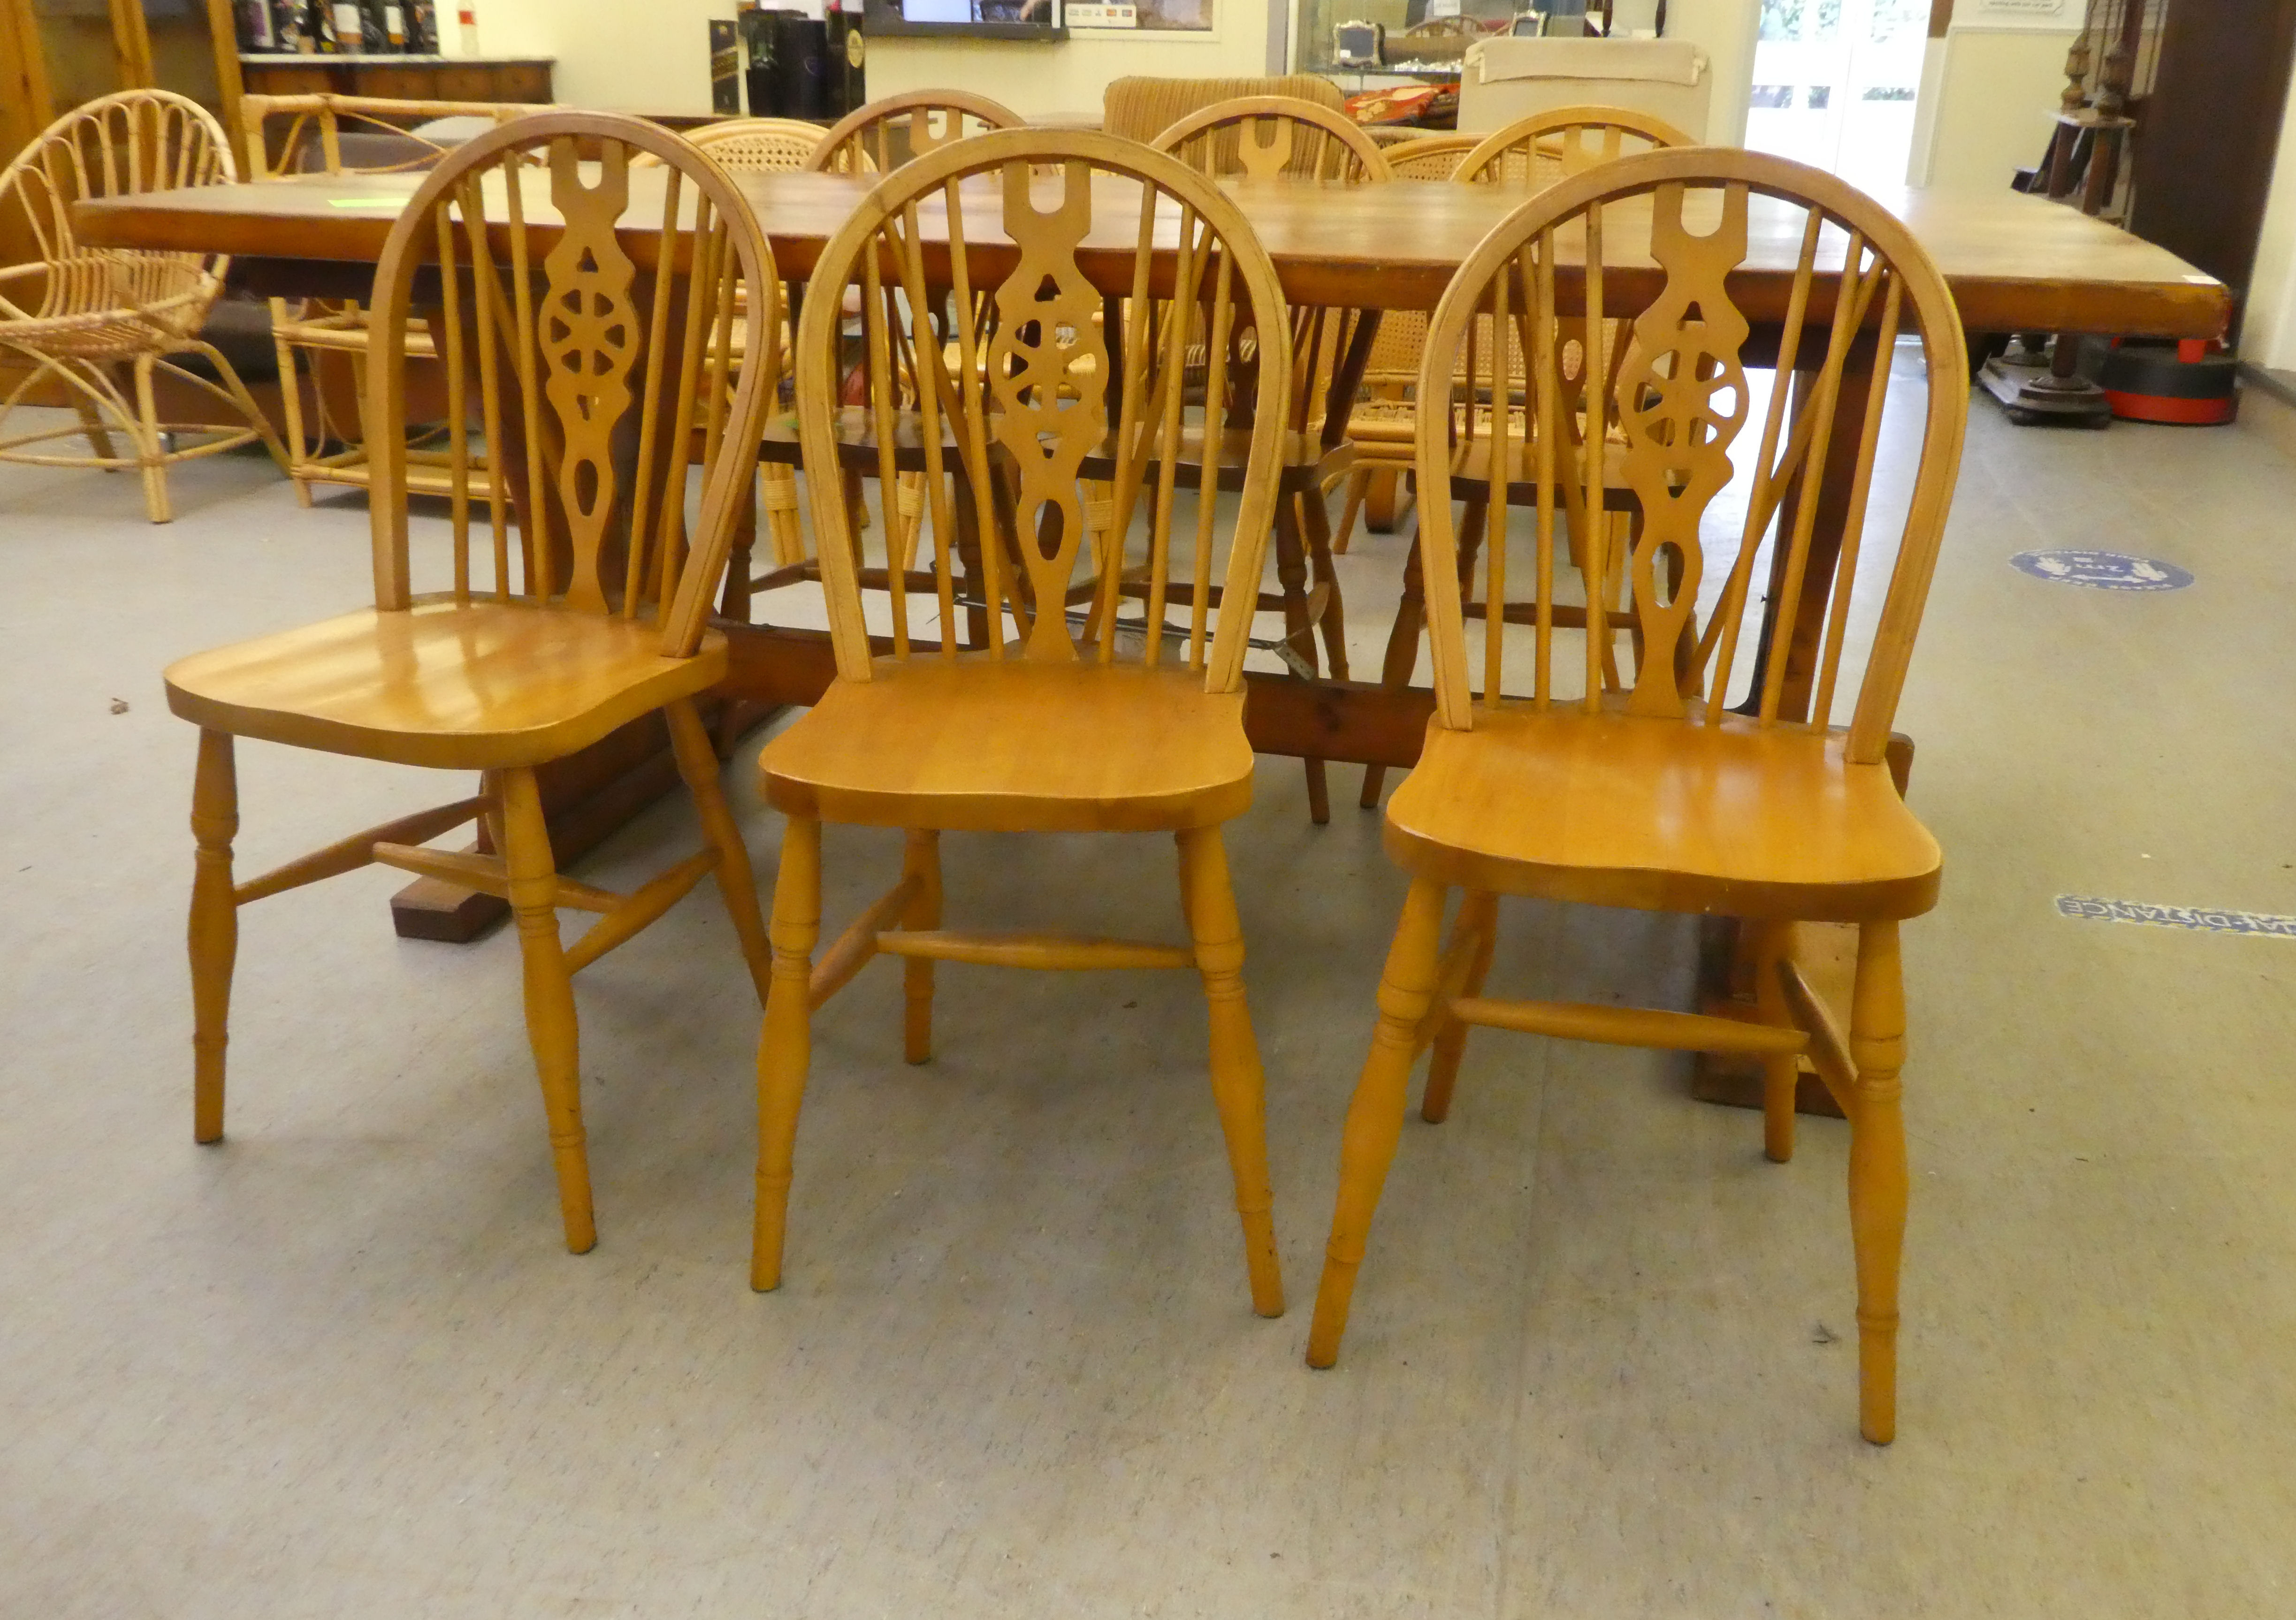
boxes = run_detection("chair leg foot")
[1179,827,1284,1318]
[753,817,823,1292]
[188,730,239,1144]
[1847,920,1908,1444]
[500,768,595,1254]
[1308,877,1447,1366]
[901,829,941,1065]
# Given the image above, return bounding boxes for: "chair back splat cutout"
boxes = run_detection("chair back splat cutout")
[1454,104,1697,188]
[796,129,1295,689]
[1415,148,1967,762]
[804,90,1023,175]
[364,112,781,657]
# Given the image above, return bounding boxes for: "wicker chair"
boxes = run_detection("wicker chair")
[243,94,537,507]
[0,91,284,524]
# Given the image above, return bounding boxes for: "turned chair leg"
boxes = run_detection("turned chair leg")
[1419,890,1497,1124]
[720,473,760,624]
[663,698,772,1009]
[131,352,171,525]
[1177,826,1284,1318]
[901,829,941,1065]
[1299,479,1351,692]
[71,396,118,462]
[498,767,595,1255]
[1750,920,1800,1163]
[1362,502,1485,809]
[1308,876,1447,1366]
[1331,466,1368,555]
[188,729,239,1144]
[760,464,806,568]
[752,815,823,1292]
[1847,920,1909,1445]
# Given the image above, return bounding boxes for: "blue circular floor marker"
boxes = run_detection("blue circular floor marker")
[2010,549,2194,591]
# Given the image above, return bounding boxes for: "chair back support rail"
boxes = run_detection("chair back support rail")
[363,112,782,657]
[1413,146,1968,761]
[238,93,541,180]
[793,129,1295,692]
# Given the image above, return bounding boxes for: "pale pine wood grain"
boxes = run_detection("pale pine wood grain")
[1312,149,1968,1442]
[163,112,782,1254]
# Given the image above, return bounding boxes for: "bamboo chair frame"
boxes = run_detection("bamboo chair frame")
[1306,148,1969,1446]
[0,90,285,524]
[242,93,541,508]
[167,113,784,1255]
[751,129,1297,1317]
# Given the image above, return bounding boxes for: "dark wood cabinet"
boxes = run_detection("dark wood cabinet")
[237,53,554,104]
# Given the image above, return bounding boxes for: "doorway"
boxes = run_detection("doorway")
[1745,0,1929,194]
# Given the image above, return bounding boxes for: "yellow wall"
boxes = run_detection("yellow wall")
[2239,91,2296,367]
[1909,24,2075,190]
[477,0,741,114]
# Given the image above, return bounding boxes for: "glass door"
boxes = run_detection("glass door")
[1747,0,1928,194]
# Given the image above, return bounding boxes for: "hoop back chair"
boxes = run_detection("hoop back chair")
[804,89,1021,175]
[243,94,537,507]
[752,130,1297,1317]
[1306,150,1968,1445]
[0,90,284,523]
[1150,96,1392,823]
[685,115,836,169]
[1356,105,1696,809]
[165,113,783,1255]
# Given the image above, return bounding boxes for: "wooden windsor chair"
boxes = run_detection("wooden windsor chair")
[734,92,1030,643]
[1149,95,1393,825]
[243,94,538,508]
[0,90,286,524]
[164,112,783,1255]
[750,129,1298,1318]
[1356,105,1696,810]
[1305,148,1969,1446]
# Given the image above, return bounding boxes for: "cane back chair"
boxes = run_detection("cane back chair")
[1355,105,1697,809]
[165,113,782,1254]
[0,90,285,524]
[1306,149,1968,1445]
[1150,96,1391,823]
[243,94,538,507]
[752,130,1297,1317]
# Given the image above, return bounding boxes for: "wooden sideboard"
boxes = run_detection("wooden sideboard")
[237,54,553,105]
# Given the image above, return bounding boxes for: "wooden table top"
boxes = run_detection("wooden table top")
[73,167,2228,337]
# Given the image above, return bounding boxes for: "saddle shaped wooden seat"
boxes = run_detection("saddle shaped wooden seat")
[1306,148,1971,1447]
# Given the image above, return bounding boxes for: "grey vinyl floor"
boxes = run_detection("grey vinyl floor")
[3,389,2293,1618]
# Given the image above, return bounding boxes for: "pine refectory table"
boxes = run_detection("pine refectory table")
[76,168,2228,1106]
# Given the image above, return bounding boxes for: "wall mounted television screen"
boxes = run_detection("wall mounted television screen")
[862,0,1066,38]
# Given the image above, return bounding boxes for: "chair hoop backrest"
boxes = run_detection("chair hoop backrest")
[0,90,234,330]
[238,93,536,180]
[795,128,1295,693]
[1455,104,1696,187]
[365,111,782,660]
[1151,95,1394,183]
[1381,132,1481,181]
[1413,147,1967,763]
[683,116,842,173]
[804,90,1023,175]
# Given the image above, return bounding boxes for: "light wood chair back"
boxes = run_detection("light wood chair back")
[0,89,232,348]
[804,90,1022,175]
[795,128,1294,690]
[238,93,536,179]
[364,111,781,659]
[1414,147,1967,760]
[684,115,838,171]
[1454,104,1697,189]
[1151,95,1393,183]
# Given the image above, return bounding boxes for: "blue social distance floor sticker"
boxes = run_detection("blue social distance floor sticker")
[2056,895,2296,940]
[2011,549,2193,591]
